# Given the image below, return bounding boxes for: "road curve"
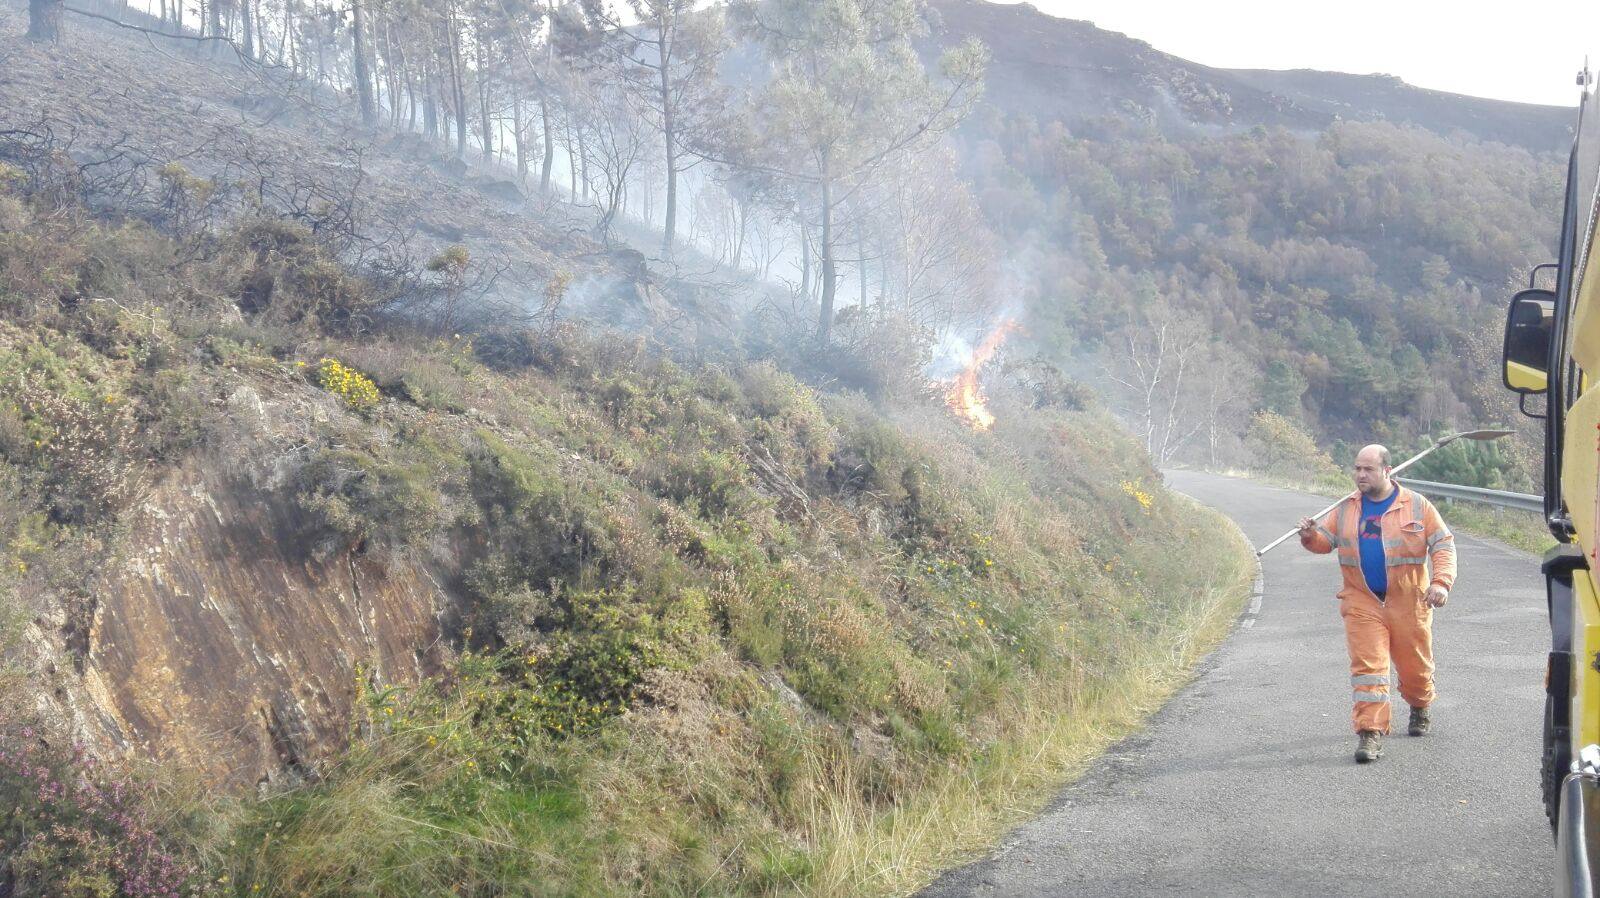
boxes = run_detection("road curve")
[922,470,1553,897]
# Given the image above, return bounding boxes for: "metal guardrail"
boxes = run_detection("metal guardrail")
[1400,478,1544,514]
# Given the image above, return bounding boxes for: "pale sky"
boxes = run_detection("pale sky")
[996,1,1600,107]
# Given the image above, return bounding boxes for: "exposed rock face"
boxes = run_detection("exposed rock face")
[62,457,461,787]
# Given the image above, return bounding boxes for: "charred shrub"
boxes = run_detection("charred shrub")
[226,218,379,333]
[1005,357,1096,411]
[812,310,934,402]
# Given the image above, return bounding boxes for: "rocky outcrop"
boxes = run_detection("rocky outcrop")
[23,371,467,784]
[45,452,462,788]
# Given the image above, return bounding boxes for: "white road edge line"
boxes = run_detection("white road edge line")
[1242,567,1265,629]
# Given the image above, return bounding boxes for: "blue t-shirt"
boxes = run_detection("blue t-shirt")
[1358,488,1399,597]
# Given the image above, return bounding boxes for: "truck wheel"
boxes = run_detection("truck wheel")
[1544,692,1571,835]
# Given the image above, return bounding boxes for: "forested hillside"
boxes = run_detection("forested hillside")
[958,113,1560,482]
[924,0,1568,486]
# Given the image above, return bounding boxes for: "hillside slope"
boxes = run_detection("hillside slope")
[927,0,1573,152]
[0,4,745,348]
[919,0,1565,483]
[0,7,1257,897]
[0,160,1254,895]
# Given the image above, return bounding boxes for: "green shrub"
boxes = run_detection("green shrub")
[1245,410,1343,486]
[659,449,758,519]
[827,412,916,504]
[466,433,616,594]
[292,448,443,558]
[5,374,146,526]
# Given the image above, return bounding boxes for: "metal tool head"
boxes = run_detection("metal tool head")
[1450,428,1516,442]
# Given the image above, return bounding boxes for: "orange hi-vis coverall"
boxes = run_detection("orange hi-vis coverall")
[1300,486,1456,734]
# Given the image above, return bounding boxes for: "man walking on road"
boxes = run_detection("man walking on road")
[1297,445,1457,763]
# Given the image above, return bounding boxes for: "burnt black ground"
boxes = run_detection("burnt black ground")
[922,470,1552,897]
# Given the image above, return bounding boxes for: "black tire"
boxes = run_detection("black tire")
[1544,691,1571,835]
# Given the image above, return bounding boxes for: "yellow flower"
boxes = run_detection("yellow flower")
[316,358,379,410]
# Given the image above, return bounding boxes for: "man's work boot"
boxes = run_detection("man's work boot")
[1355,730,1384,763]
[1409,705,1431,737]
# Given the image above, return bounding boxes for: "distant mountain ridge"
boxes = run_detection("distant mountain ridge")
[927,0,1574,153]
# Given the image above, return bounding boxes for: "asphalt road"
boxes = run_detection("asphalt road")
[922,470,1553,897]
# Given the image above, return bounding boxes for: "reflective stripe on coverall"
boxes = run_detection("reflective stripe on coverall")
[1300,486,1456,734]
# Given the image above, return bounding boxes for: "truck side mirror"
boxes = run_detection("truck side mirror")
[1504,287,1556,394]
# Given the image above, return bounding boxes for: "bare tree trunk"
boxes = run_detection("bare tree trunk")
[659,13,678,255]
[382,18,400,127]
[278,0,292,64]
[240,0,255,60]
[817,174,837,344]
[566,123,578,198]
[512,91,528,185]
[800,217,812,301]
[540,97,554,193]
[406,66,419,133]
[208,0,223,54]
[448,12,468,158]
[577,130,590,200]
[735,200,749,268]
[26,0,64,42]
[423,58,440,139]
[316,27,328,83]
[475,23,493,162]
[352,0,377,125]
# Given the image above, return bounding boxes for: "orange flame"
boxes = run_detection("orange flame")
[945,320,1018,431]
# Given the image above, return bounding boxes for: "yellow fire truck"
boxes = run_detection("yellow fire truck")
[1502,67,1600,897]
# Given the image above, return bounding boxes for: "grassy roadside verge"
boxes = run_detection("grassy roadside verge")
[1200,467,1554,555]
[851,494,1255,897]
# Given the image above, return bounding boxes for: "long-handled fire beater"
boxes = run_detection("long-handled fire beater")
[1253,429,1514,557]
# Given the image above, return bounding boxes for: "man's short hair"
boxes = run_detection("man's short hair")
[1378,446,1391,467]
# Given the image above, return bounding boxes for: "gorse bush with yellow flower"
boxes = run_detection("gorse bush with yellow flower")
[314,357,380,410]
[1120,478,1155,512]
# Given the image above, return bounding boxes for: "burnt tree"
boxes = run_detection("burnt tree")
[27,0,64,42]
